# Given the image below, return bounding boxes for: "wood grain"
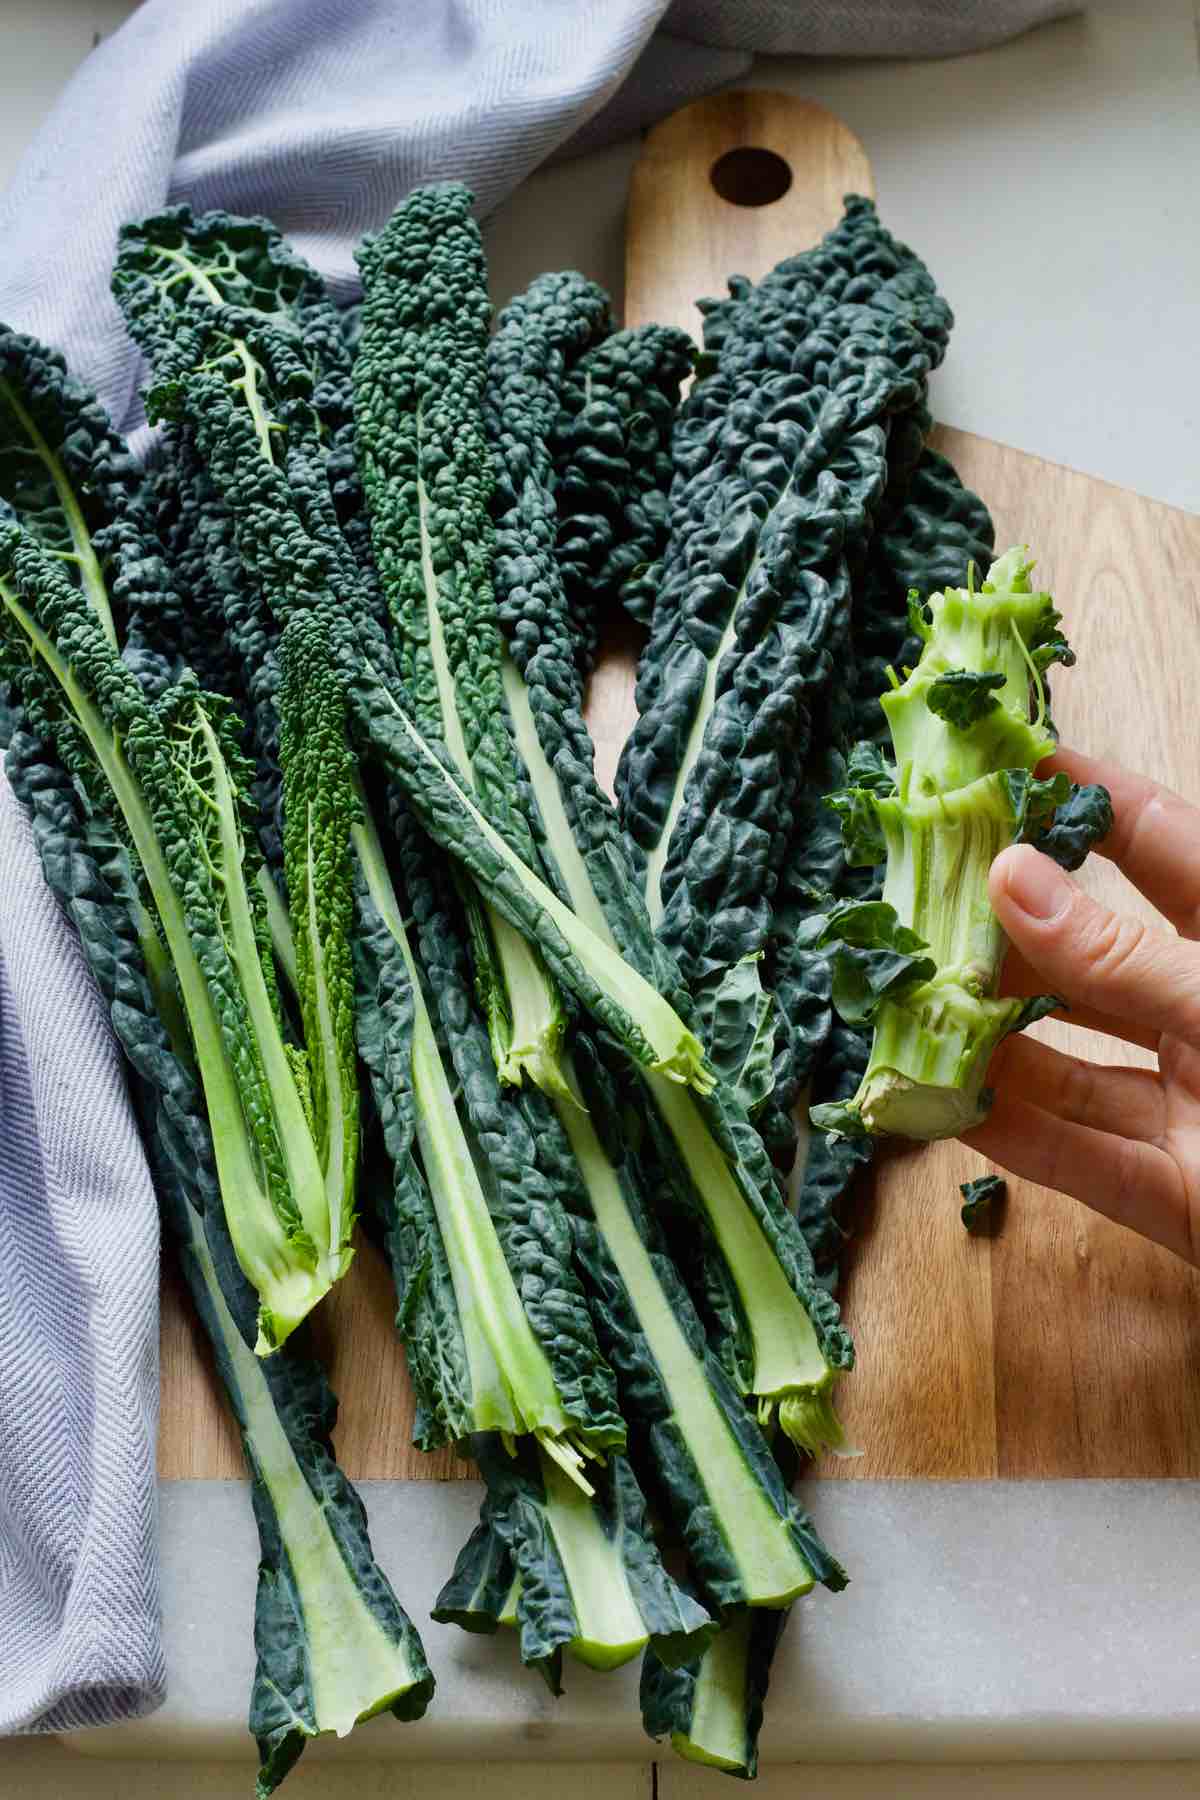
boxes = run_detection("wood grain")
[824,435,1200,1479]
[625,91,873,342]
[161,90,1200,1484]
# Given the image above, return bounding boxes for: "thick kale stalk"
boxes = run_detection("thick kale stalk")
[812,547,1111,1142]
[354,793,626,1482]
[435,1434,714,1684]
[3,726,432,1797]
[641,1607,785,1778]
[550,1038,846,1612]
[0,522,359,1351]
[354,184,568,1100]
[767,445,999,1279]
[487,273,851,1455]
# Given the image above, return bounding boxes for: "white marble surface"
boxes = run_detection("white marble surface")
[3,3,1200,1795]
[56,1480,1200,1769]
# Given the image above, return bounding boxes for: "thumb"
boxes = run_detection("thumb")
[989,843,1200,1047]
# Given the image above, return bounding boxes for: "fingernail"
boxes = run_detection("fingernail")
[1003,847,1070,922]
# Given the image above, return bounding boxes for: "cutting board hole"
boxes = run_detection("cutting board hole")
[710,147,793,208]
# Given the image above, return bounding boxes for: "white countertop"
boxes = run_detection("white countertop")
[2,3,1199,1795]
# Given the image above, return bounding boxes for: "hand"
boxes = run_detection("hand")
[962,747,1200,1266]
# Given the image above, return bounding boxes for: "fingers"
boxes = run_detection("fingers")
[987,1034,1166,1141]
[998,944,1162,1052]
[962,1091,1197,1266]
[990,844,1200,1051]
[1041,747,1200,941]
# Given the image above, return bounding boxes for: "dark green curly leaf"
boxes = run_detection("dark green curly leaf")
[1001,767,1071,834]
[1012,992,1065,1032]
[808,1098,871,1139]
[3,726,433,1794]
[550,322,693,652]
[825,785,887,867]
[926,667,1005,729]
[641,1607,787,1779]
[353,184,568,1094]
[960,1173,1006,1235]
[705,955,778,1115]
[1028,605,1075,673]
[1030,781,1113,871]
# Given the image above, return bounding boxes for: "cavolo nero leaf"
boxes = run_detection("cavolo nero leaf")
[813,898,936,1028]
[706,954,778,1116]
[113,218,713,1097]
[641,1606,787,1778]
[1029,780,1113,870]
[3,724,432,1795]
[616,197,952,974]
[486,267,853,1455]
[0,325,174,662]
[550,321,694,649]
[926,667,1006,729]
[149,422,290,876]
[960,1173,1006,1235]
[0,518,357,1350]
[448,1434,714,1681]
[487,268,676,985]
[353,182,568,1099]
[430,1503,519,1638]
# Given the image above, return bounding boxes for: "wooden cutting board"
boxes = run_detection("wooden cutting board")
[159,91,1200,1484]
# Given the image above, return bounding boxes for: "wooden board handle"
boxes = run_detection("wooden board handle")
[625,91,872,338]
